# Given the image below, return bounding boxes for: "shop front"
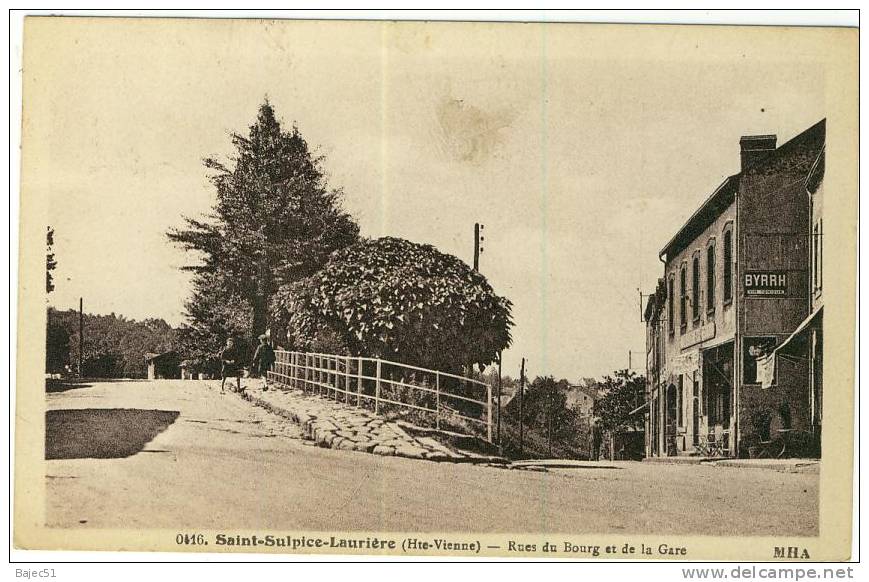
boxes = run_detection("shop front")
[701,341,735,456]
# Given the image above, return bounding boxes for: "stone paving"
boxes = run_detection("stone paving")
[238,383,506,464]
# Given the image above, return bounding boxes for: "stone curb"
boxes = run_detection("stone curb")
[238,388,508,465]
[642,456,820,472]
[642,456,708,465]
[710,459,820,473]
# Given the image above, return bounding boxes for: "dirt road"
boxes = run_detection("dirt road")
[45,380,818,535]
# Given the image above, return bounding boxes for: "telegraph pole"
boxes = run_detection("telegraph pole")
[547,382,554,457]
[496,350,502,445]
[78,297,83,378]
[473,223,484,271]
[518,357,525,457]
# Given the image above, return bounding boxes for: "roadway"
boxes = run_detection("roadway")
[45,380,819,535]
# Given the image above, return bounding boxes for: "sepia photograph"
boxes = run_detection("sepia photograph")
[11,12,859,563]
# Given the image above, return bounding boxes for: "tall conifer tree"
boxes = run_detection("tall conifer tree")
[169,101,359,340]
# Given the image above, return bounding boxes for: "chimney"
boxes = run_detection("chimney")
[739,134,777,171]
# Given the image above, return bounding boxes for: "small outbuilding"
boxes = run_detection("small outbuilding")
[144,351,181,380]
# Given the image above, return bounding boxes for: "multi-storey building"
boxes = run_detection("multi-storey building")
[644,120,825,458]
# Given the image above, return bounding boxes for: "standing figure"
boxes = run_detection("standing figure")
[251,334,276,391]
[591,417,603,462]
[220,337,244,394]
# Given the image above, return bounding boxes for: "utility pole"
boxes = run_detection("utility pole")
[518,357,525,457]
[473,223,484,271]
[638,287,646,322]
[78,297,83,378]
[496,350,502,446]
[547,381,554,457]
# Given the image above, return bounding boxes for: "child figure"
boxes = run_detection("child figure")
[251,334,276,391]
[220,337,243,394]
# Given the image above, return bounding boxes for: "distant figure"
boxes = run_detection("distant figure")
[591,418,603,461]
[220,337,243,394]
[251,334,276,391]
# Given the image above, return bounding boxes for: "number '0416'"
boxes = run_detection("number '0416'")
[176,533,207,545]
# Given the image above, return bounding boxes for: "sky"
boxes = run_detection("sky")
[24,18,827,381]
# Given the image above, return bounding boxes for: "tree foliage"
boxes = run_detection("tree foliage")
[46,317,69,372]
[594,369,646,432]
[512,376,578,437]
[173,272,252,374]
[168,101,359,339]
[46,308,175,377]
[271,236,513,373]
[500,375,590,459]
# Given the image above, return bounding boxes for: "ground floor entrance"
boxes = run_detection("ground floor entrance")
[701,341,735,456]
[646,341,736,458]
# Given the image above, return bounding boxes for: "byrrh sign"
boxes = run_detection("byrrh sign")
[744,271,788,296]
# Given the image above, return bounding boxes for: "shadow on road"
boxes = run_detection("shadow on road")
[45,408,180,460]
[46,378,154,393]
[46,380,94,393]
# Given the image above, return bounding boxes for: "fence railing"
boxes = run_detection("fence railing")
[268,350,492,442]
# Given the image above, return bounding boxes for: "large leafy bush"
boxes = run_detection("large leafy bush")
[272,237,512,373]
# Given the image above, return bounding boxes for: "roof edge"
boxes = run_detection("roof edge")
[659,174,738,261]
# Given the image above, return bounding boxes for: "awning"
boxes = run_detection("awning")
[629,401,650,416]
[774,305,823,358]
[757,306,823,389]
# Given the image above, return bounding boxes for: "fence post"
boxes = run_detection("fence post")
[375,359,382,415]
[487,382,493,443]
[306,354,311,393]
[357,357,363,407]
[435,372,441,430]
[332,356,337,400]
[344,356,350,403]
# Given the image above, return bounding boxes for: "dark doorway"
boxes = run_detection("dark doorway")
[665,384,678,456]
[692,374,700,446]
[703,342,734,453]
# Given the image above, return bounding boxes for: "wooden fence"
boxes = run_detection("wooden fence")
[268,350,492,442]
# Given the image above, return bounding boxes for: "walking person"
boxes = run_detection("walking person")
[220,337,244,394]
[251,334,276,391]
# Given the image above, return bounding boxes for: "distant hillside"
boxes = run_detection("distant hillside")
[46,308,175,378]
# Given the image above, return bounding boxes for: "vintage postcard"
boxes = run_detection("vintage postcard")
[13,16,858,561]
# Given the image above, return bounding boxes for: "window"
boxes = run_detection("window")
[819,219,823,291]
[706,243,716,313]
[677,375,684,428]
[668,275,675,335]
[813,219,823,293]
[679,266,687,332]
[723,228,733,303]
[691,255,700,322]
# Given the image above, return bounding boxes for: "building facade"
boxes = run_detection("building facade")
[567,383,598,419]
[644,120,825,458]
